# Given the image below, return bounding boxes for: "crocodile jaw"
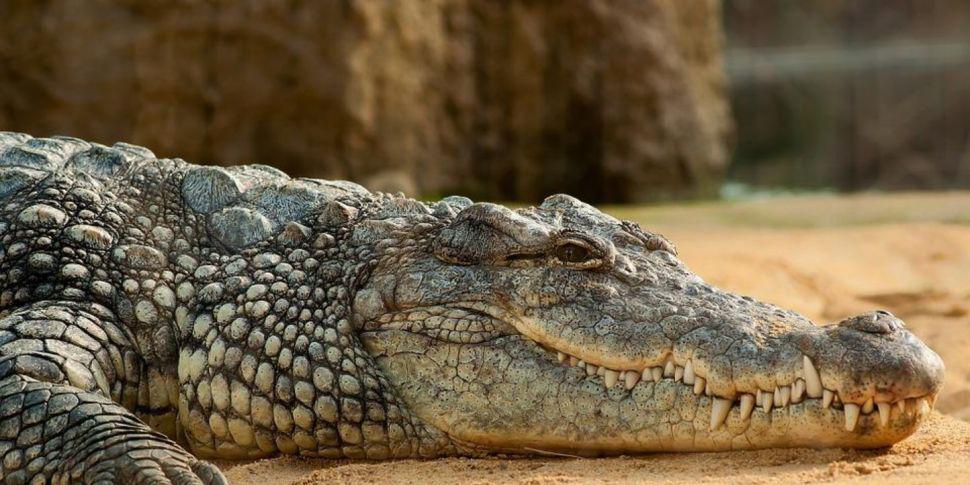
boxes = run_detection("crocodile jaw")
[363,326,938,454]
[359,287,943,453]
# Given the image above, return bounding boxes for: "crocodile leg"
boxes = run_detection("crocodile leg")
[0,301,225,484]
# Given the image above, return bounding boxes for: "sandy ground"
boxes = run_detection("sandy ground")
[223,192,970,484]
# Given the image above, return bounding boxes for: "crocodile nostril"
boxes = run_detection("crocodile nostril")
[841,311,905,335]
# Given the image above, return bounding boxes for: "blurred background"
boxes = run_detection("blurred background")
[725,0,970,196]
[2,0,969,203]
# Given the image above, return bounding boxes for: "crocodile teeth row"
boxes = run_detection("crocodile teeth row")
[555,351,933,431]
[558,352,644,390]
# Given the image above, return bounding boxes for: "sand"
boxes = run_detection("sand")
[222,192,970,484]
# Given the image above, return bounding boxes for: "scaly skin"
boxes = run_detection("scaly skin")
[0,133,945,483]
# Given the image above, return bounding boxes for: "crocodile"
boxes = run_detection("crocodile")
[0,132,945,483]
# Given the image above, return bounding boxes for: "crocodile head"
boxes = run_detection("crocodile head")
[355,194,945,455]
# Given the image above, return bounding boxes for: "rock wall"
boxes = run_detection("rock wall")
[0,0,730,203]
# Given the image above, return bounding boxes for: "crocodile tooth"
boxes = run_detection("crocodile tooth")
[844,403,860,431]
[710,397,731,430]
[693,376,706,395]
[557,352,567,363]
[650,367,663,382]
[896,400,906,412]
[762,390,774,413]
[569,356,579,366]
[705,380,712,396]
[777,386,791,407]
[877,402,890,426]
[604,369,619,388]
[822,389,834,409]
[739,394,755,420]
[683,360,695,385]
[597,366,606,376]
[791,379,805,404]
[756,389,763,406]
[862,397,874,414]
[577,360,587,369]
[624,370,641,390]
[663,360,675,377]
[674,366,684,382]
[803,356,823,398]
[586,364,598,376]
[917,398,930,415]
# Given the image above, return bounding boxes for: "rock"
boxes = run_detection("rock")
[0,1,729,203]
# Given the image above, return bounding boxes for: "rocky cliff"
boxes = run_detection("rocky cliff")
[0,0,730,203]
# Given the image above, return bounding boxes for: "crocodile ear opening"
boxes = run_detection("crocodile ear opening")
[433,202,551,265]
[499,251,548,268]
[505,252,545,262]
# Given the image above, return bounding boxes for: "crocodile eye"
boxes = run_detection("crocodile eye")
[555,242,592,264]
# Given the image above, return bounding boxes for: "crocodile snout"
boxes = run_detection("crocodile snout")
[811,310,945,419]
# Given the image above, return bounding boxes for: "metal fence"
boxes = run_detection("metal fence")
[723,0,970,191]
